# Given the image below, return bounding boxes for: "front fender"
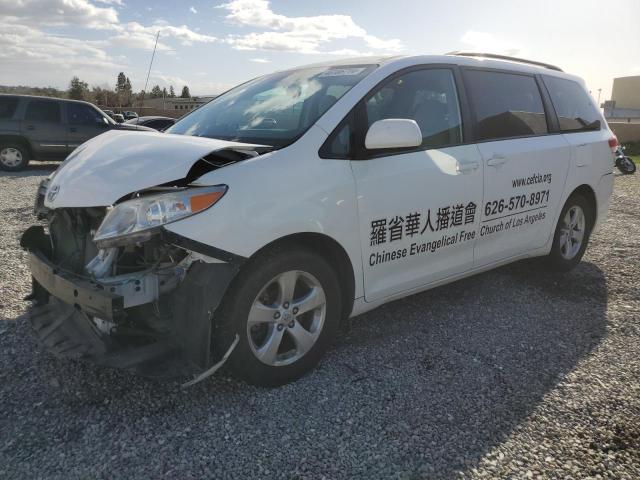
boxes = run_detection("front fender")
[164,126,364,299]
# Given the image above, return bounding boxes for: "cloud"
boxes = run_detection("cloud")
[95,0,124,5]
[217,0,402,55]
[110,21,216,50]
[250,58,270,63]
[0,0,217,89]
[459,31,521,56]
[190,6,198,14]
[0,24,121,86]
[0,0,118,29]
[0,0,216,52]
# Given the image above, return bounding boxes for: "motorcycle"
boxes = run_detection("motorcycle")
[615,146,636,174]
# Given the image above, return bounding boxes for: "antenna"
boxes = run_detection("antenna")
[140,31,160,111]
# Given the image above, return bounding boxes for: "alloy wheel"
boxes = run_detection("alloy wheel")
[559,205,585,260]
[247,270,326,366]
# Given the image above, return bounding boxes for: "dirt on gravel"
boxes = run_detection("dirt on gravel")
[0,162,638,479]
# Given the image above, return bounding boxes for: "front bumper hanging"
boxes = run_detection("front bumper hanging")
[28,248,125,320]
[20,225,242,380]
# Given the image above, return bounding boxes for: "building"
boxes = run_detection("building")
[138,95,217,116]
[603,75,640,123]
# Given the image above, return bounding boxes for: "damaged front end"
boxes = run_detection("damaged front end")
[21,206,241,379]
[20,132,262,380]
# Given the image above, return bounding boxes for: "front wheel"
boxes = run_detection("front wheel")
[215,247,341,386]
[616,156,636,174]
[546,194,593,272]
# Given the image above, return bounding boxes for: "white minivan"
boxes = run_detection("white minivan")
[22,53,616,386]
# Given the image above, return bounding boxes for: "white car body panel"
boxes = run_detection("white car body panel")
[350,144,483,301]
[44,130,261,208]
[474,135,572,266]
[44,54,616,317]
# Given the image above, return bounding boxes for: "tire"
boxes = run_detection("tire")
[214,246,341,386]
[0,142,30,171]
[547,194,594,272]
[620,156,636,174]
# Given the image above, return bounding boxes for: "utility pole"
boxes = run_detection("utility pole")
[597,88,602,106]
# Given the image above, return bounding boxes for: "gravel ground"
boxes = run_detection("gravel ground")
[1,163,638,479]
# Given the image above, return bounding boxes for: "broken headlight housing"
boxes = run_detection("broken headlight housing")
[93,185,227,248]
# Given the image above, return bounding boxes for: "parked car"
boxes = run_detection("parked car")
[0,95,155,170]
[122,111,138,120]
[102,109,116,120]
[22,54,615,387]
[112,113,125,123]
[125,115,176,131]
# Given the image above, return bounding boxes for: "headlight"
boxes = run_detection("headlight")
[93,185,227,248]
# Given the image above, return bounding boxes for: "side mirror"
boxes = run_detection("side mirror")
[365,118,422,150]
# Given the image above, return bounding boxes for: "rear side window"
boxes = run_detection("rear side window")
[465,70,548,141]
[364,68,463,150]
[0,97,19,119]
[543,76,601,132]
[25,100,61,123]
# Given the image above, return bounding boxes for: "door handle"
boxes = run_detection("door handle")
[26,125,35,130]
[457,160,479,174]
[486,154,508,167]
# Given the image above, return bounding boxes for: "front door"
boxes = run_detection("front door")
[66,102,110,152]
[349,68,484,302]
[462,69,571,265]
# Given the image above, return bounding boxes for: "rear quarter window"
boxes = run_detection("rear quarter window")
[465,70,548,141]
[542,76,601,132]
[0,97,19,119]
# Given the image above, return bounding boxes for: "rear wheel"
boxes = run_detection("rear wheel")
[215,247,341,386]
[0,143,30,171]
[547,194,593,271]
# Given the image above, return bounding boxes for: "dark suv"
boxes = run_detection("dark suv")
[0,94,154,171]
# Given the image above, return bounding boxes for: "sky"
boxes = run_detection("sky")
[0,0,638,102]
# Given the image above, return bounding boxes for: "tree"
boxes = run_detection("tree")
[114,73,134,106]
[150,85,163,98]
[116,72,127,92]
[123,77,133,106]
[180,85,190,98]
[169,86,176,98]
[91,86,118,106]
[68,76,89,100]
[162,87,167,98]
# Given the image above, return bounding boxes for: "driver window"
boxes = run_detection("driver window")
[68,103,105,125]
[365,69,463,149]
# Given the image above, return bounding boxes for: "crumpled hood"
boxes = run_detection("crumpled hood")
[45,130,260,208]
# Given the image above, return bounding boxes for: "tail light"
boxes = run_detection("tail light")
[608,136,618,150]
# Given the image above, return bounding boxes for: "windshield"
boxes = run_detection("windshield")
[166,65,376,148]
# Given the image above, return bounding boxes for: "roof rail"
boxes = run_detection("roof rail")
[445,51,563,72]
